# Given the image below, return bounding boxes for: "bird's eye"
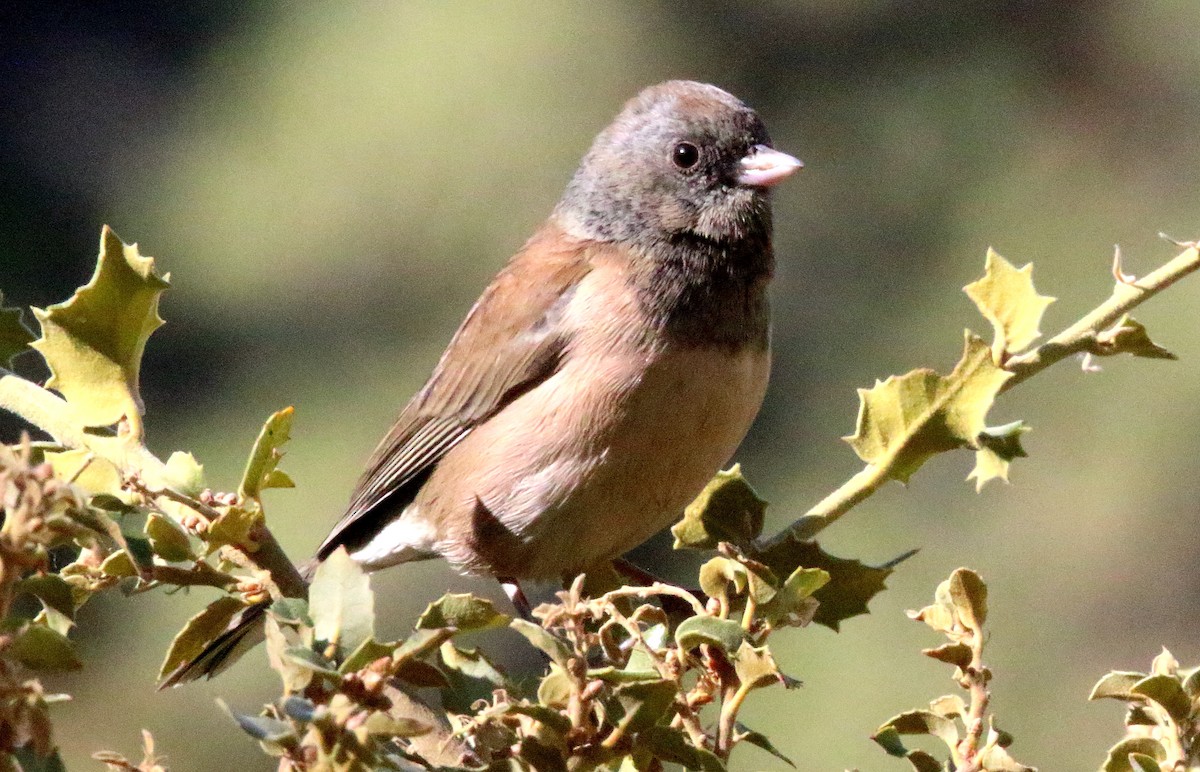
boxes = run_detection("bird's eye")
[671,141,700,170]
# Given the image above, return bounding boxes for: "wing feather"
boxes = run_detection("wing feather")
[317,224,593,558]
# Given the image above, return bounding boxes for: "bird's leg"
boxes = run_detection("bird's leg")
[499,576,533,620]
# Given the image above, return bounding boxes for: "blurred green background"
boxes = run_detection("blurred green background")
[3,2,1200,769]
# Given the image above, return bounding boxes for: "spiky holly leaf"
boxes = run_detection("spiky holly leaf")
[964,248,1055,357]
[30,226,169,430]
[239,407,296,501]
[1094,315,1177,360]
[0,292,33,367]
[846,333,1012,483]
[671,464,766,551]
[754,533,914,630]
[736,724,796,768]
[969,421,1030,491]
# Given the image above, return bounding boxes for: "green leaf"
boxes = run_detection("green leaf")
[517,736,568,772]
[338,637,396,674]
[511,618,573,666]
[394,658,448,689]
[923,643,973,669]
[948,568,987,632]
[0,292,34,367]
[1127,753,1165,772]
[265,616,313,694]
[1131,673,1192,723]
[10,624,83,672]
[155,451,206,497]
[671,465,767,550]
[269,598,312,627]
[361,711,431,738]
[309,546,374,656]
[613,679,678,733]
[963,248,1055,356]
[969,421,1030,491]
[99,549,137,578]
[1094,315,1176,360]
[17,575,76,623]
[753,535,913,630]
[30,226,170,429]
[735,724,795,767]
[698,557,747,605]
[733,641,785,690]
[145,513,195,562]
[537,665,573,708]
[204,504,263,554]
[45,449,123,498]
[1089,671,1146,701]
[506,703,572,735]
[1181,667,1200,698]
[239,407,295,501]
[928,695,968,719]
[637,725,727,771]
[157,596,246,682]
[759,567,830,628]
[588,665,662,684]
[1100,738,1166,772]
[283,646,342,678]
[877,710,959,753]
[439,642,509,713]
[217,699,297,746]
[845,332,1013,482]
[674,616,745,654]
[415,593,509,632]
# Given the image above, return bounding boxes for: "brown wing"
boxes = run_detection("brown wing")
[316,223,593,558]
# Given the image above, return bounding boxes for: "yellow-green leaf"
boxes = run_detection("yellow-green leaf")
[239,407,295,501]
[205,504,263,554]
[416,593,509,632]
[671,464,766,550]
[968,421,1030,491]
[10,624,83,672]
[30,226,169,429]
[44,448,124,498]
[0,292,34,367]
[1100,738,1167,772]
[845,332,1012,482]
[157,596,246,682]
[309,546,375,655]
[963,248,1055,357]
[733,641,783,690]
[1094,315,1177,360]
[753,535,913,630]
[146,513,195,562]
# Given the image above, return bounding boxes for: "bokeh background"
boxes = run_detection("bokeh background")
[3,2,1200,769]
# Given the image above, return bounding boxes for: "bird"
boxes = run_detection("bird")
[162,79,801,686]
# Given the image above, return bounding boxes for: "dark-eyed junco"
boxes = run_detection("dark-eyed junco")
[165,80,801,685]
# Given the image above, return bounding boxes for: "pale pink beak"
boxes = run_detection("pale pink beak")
[737,145,803,188]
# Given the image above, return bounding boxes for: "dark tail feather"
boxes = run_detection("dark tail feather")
[157,602,269,689]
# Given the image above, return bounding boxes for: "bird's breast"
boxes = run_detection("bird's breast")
[421,261,770,578]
